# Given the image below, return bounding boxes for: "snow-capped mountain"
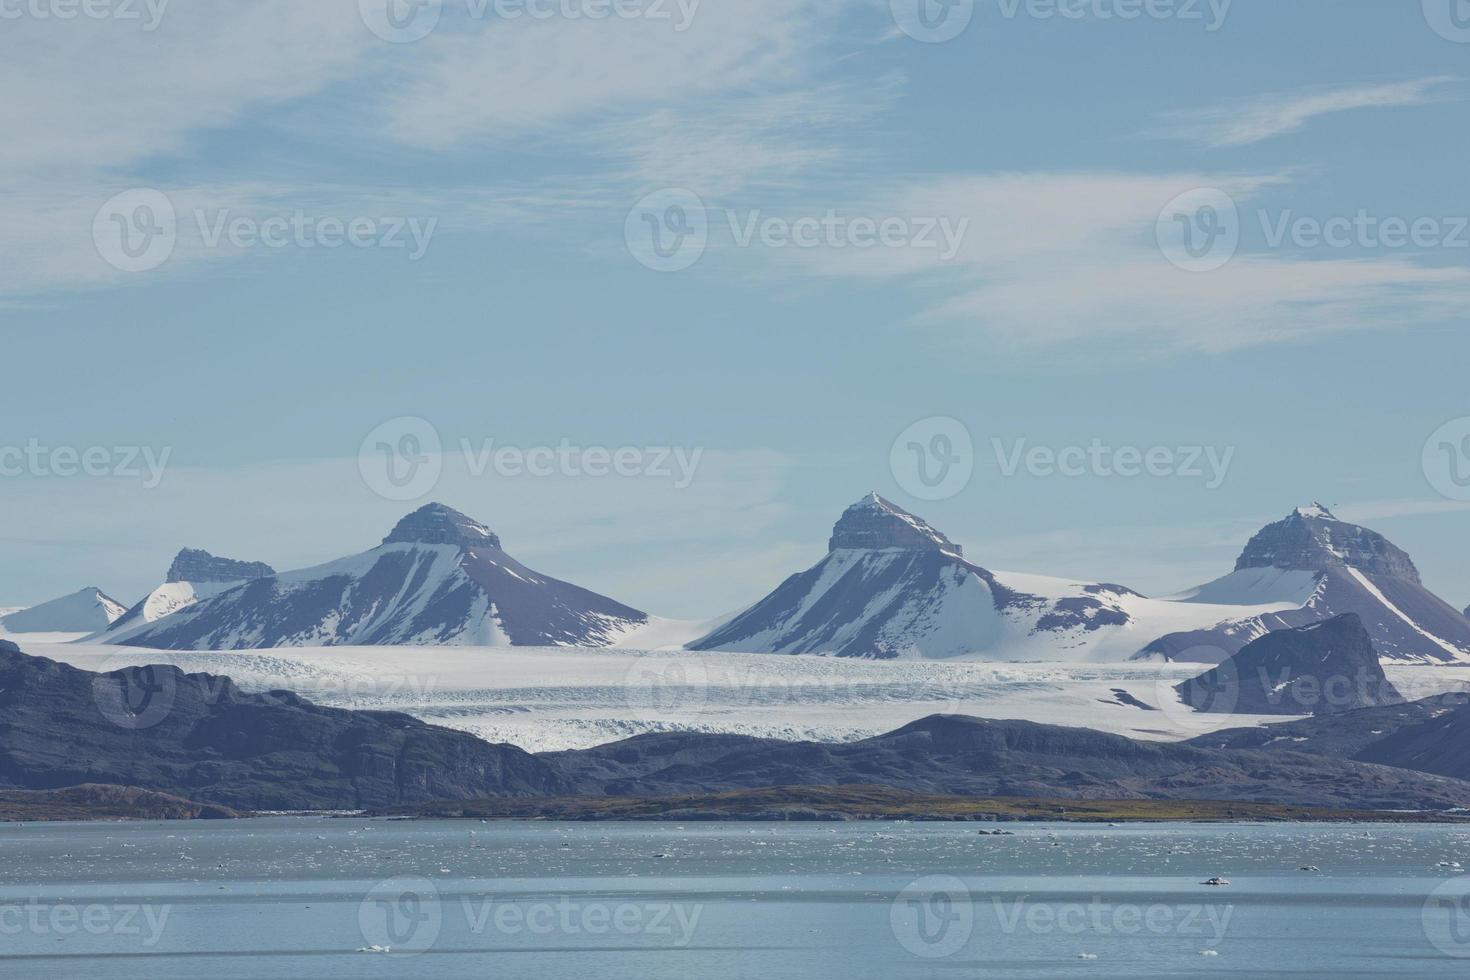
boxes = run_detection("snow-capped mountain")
[687,493,1299,662]
[101,504,649,650]
[1143,504,1470,664]
[0,588,126,634]
[103,549,277,635]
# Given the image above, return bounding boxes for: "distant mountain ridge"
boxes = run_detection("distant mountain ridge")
[689,495,1344,662]
[56,496,1470,662]
[6,638,1470,814]
[1191,691,1470,784]
[101,504,649,650]
[543,712,1470,811]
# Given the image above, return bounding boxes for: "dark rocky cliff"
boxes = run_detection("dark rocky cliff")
[0,640,568,810]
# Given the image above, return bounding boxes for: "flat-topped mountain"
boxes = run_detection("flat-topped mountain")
[103,548,279,635]
[166,549,275,584]
[102,504,648,649]
[1144,504,1470,664]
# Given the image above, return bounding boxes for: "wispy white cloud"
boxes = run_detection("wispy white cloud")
[1155,76,1460,147]
[735,172,1470,355]
[0,0,874,298]
[0,2,375,175]
[376,0,838,149]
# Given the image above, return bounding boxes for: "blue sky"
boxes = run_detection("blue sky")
[2,0,1470,617]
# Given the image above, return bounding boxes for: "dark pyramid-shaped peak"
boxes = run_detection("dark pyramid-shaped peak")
[383,503,502,550]
[827,493,962,557]
[1177,614,1403,716]
[1234,504,1419,582]
[166,549,276,584]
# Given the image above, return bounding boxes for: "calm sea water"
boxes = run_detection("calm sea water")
[2,818,1470,978]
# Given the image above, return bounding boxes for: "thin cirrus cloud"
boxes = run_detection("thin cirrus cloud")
[375,0,839,149]
[742,172,1470,355]
[0,2,376,175]
[1154,76,1461,147]
[0,0,864,299]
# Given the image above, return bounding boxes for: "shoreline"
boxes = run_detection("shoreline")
[9,786,1470,825]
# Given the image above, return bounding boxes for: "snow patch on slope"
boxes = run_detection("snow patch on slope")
[1344,566,1467,660]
